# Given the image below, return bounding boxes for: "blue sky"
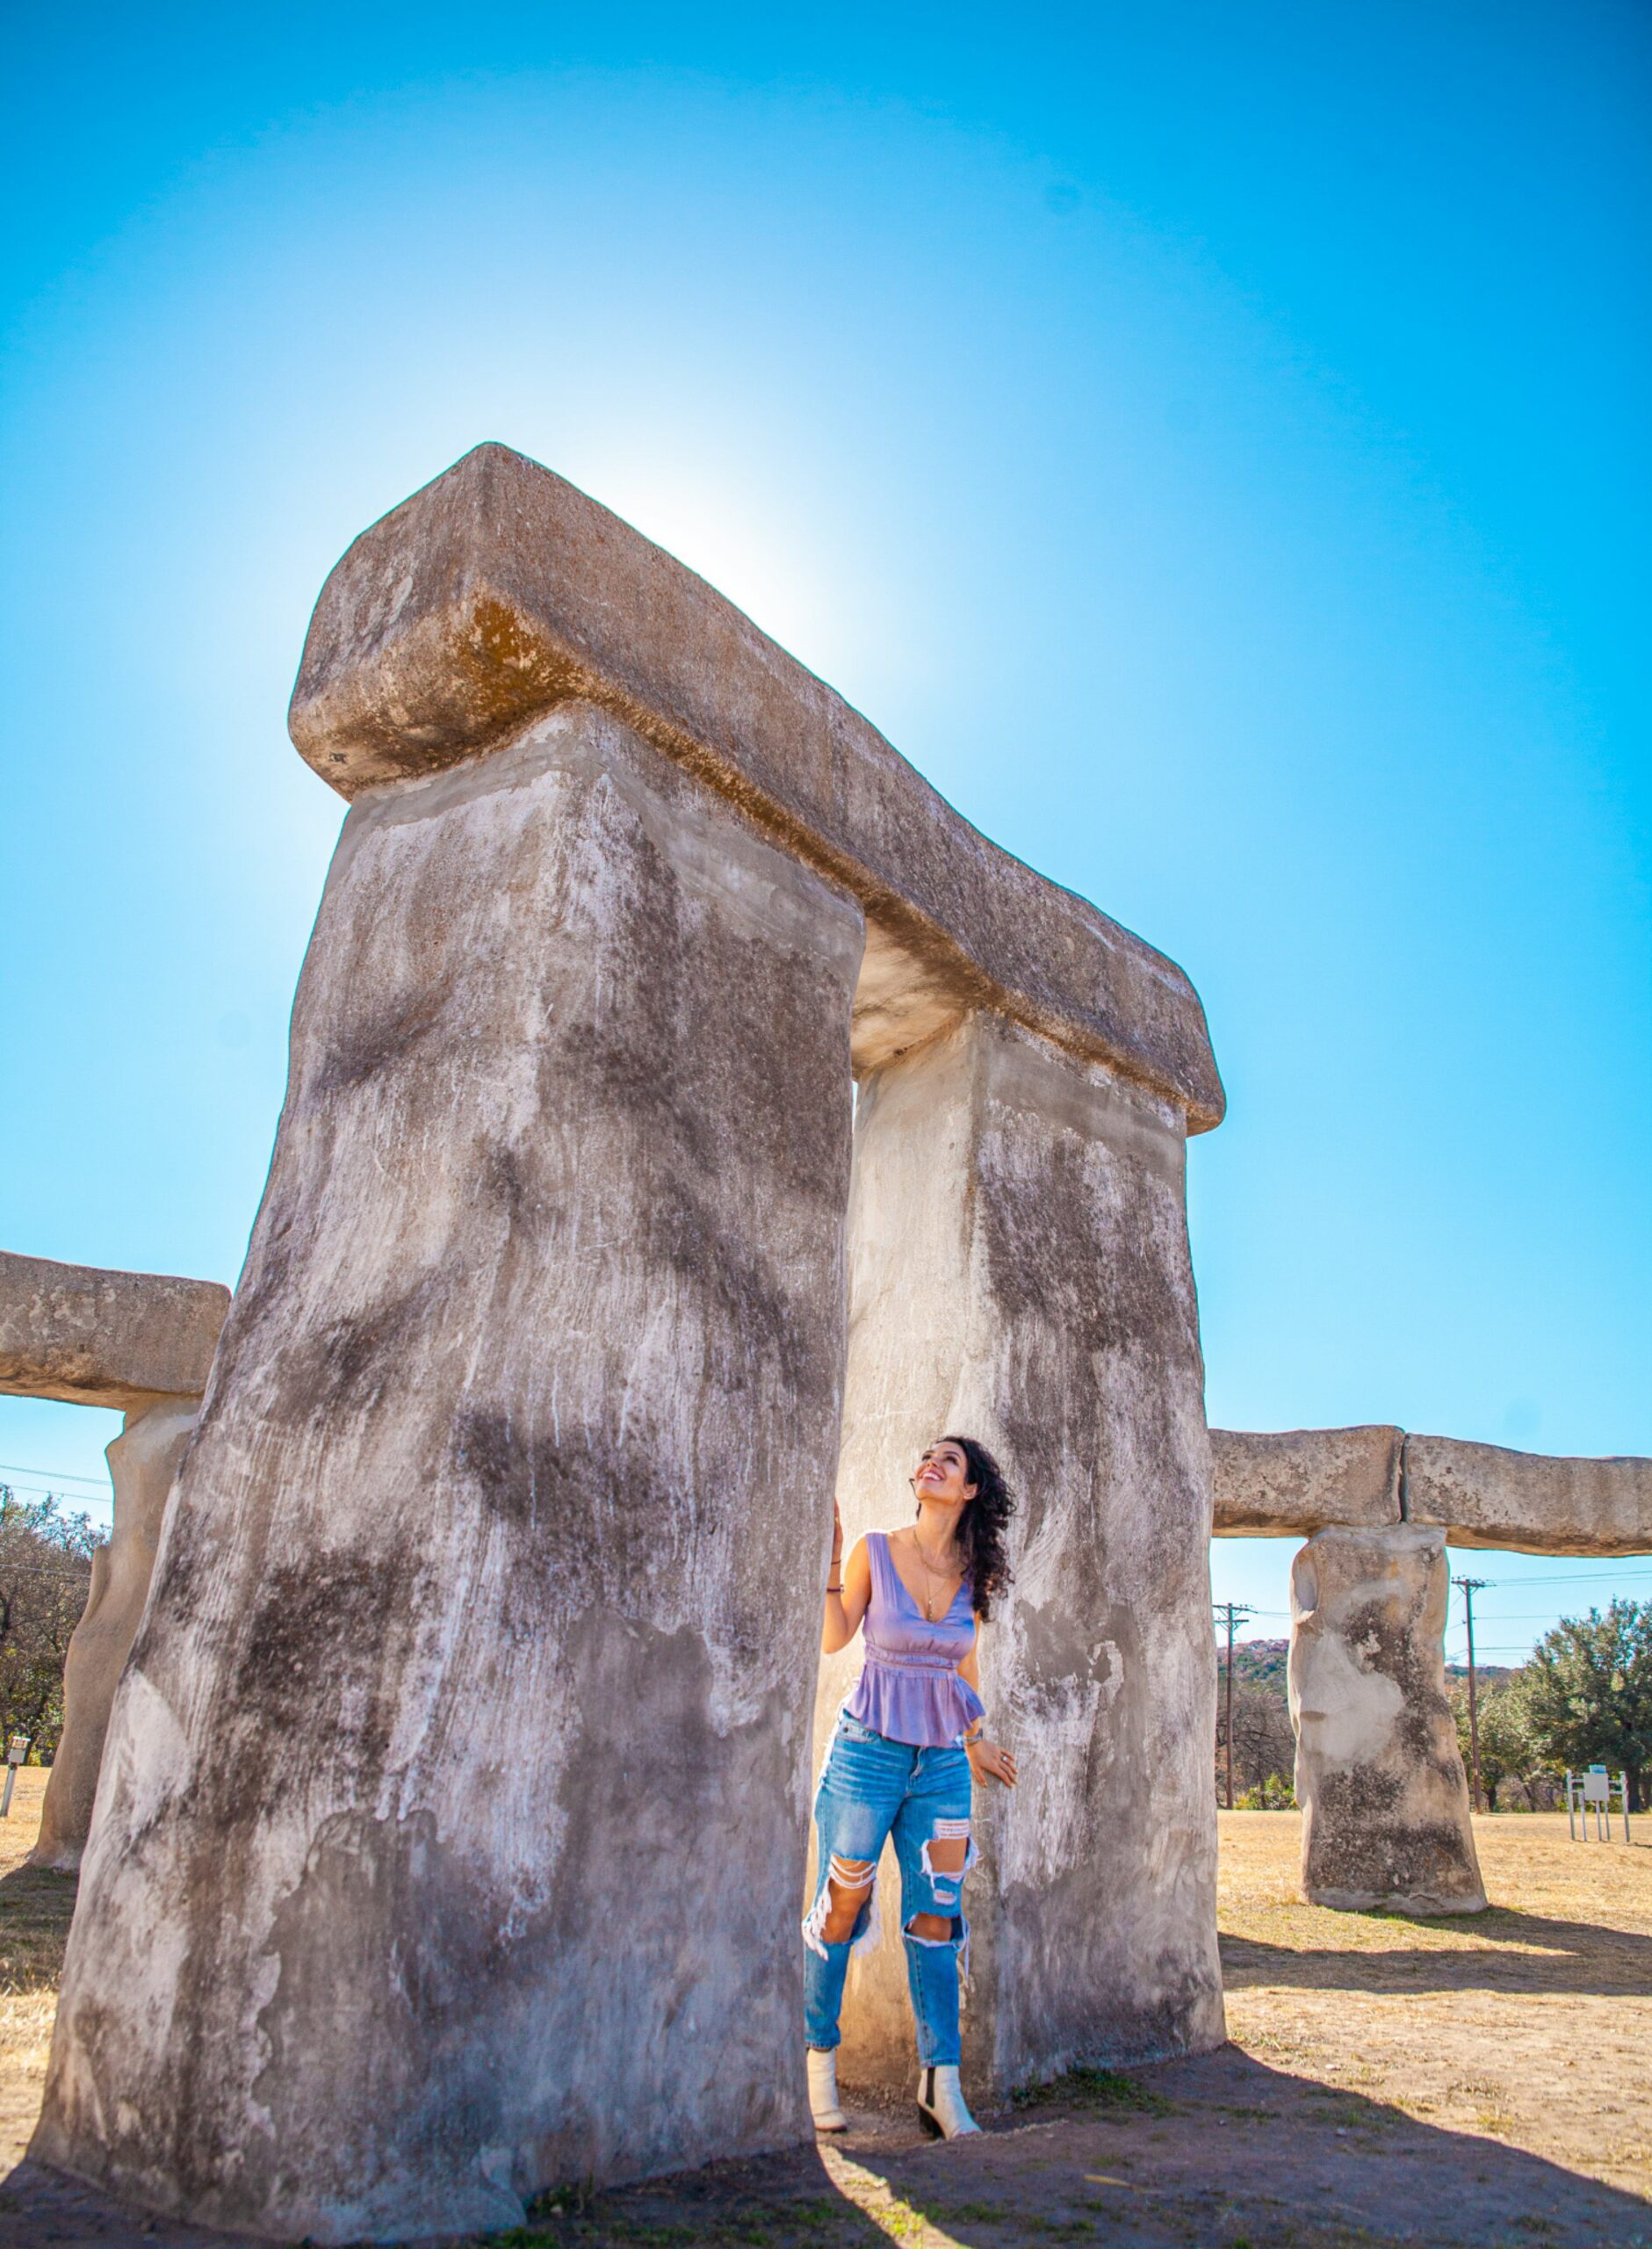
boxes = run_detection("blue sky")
[3,4,1648,1667]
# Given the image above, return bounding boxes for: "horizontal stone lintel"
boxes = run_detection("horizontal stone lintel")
[289,444,1224,1124]
[1403,1434,1652,1558]
[0,1251,228,1414]
[1210,1425,1403,1537]
[1213,1425,1652,1557]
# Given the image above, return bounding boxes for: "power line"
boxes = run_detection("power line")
[0,1479,110,1505]
[0,1462,112,1489]
[1450,1566,1652,1588]
[1453,1607,1648,1624]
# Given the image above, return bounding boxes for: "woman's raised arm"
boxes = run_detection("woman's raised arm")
[822,1505,872,1653]
[958,1637,1017,1786]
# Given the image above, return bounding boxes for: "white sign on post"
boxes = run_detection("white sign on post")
[1566,1767,1631,1842]
[0,1735,29,1820]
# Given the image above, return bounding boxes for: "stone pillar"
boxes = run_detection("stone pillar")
[36,702,863,2240]
[30,1398,199,1871]
[815,1011,1224,2107]
[1289,1523,1486,1913]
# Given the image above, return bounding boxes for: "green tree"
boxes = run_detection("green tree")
[1447,1673,1541,1809]
[1235,1771,1295,1811]
[1521,1600,1652,1811]
[0,1488,99,1760]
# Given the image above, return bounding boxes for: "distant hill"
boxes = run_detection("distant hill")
[1222,1638,1288,1689]
[1223,1637,1519,1691]
[1220,1638,1516,1689]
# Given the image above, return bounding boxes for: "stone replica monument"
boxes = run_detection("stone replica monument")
[1211,1425,1652,1913]
[12,448,1650,2241]
[0,1252,227,1869]
[33,445,1228,2242]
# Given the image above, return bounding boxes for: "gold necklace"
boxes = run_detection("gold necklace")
[912,1528,956,1621]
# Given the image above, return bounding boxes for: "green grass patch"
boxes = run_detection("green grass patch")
[1013,2065,1172,2117]
[493,2194,872,2249]
[783,2201,845,2231]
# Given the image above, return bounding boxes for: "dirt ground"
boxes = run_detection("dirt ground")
[1,1789,1648,2247]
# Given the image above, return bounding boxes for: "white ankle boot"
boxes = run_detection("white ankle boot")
[807,2047,848,2132]
[916,2063,979,2138]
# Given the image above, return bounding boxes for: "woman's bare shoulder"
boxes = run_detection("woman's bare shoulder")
[843,1529,891,1574]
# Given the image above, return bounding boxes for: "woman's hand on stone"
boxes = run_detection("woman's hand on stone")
[967,1737,1017,1788]
[831,1498,843,1567]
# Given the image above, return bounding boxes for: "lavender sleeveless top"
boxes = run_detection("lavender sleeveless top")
[843,1531,985,1749]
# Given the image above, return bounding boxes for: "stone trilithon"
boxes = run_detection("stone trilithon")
[34,444,1228,2241]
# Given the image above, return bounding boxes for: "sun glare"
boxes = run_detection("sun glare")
[579,452,849,681]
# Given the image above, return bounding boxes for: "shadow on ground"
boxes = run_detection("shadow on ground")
[0,1861,77,1979]
[1222,1906,1652,1997]
[3,2045,1648,2247]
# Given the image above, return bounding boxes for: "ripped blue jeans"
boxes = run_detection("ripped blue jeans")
[802,1710,975,2066]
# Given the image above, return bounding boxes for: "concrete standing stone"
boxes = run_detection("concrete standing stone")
[1289,1523,1485,1914]
[30,1399,200,1872]
[816,1010,1225,2104]
[37,701,864,2240]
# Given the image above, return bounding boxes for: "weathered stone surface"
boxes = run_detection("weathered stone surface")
[30,1399,199,1873]
[289,442,1224,1124]
[1213,1427,1652,1554]
[1210,1426,1402,1537]
[0,1252,227,1412]
[1289,1524,1485,1914]
[1404,1435,1652,1557]
[817,1011,1224,2105]
[36,701,863,2240]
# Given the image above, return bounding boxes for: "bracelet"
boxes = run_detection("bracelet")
[826,1583,843,1595]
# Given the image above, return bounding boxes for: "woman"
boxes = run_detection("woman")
[803,1435,1018,2141]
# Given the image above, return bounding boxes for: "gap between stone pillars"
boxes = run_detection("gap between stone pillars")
[1288,1522,1487,1914]
[34,702,864,2243]
[814,1010,1225,2108]
[29,1396,201,1873]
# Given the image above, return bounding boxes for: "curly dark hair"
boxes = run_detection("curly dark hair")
[915,1435,1016,1622]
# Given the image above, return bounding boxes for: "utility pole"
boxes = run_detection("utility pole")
[1214,1602,1253,1810]
[1454,1576,1490,1812]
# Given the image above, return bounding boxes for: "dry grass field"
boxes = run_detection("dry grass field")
[0,1770,65,2172]
[1220,1810,1652,2201]
[0,1793,1648,2246]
